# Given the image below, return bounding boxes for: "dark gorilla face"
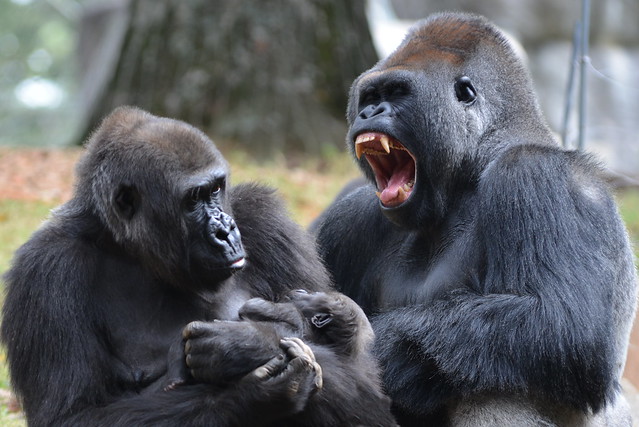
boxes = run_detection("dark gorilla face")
[346,14,535,228]
[182,173,245,284]
[80,107,245,288]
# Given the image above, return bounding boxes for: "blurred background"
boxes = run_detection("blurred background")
[0,0,637,171]
[0,0,638,423]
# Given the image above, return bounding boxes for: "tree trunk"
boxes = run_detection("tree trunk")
[77,0,377,155]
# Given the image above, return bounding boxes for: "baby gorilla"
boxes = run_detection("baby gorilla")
[240,290,374,359]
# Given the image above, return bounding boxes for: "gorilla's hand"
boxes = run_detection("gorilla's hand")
[236,337,323,416]
[162,339,191,391]
[182,319,281,384]
[239,297,305,333]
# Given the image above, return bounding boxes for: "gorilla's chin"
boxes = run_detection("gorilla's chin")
[212,255,246,275]
[379,197,419,228]
[188,254,246,287]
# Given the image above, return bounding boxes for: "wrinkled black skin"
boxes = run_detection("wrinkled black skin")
[312,13,637,426]
[1,107,394,426]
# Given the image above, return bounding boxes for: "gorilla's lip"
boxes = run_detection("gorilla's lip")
[355,132,416,208]
[230,257,246,269]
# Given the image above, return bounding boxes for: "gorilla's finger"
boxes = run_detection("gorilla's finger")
[283,337,323,391]
[184,337,222,356]
[251,354,287,380]
[182,320,213,339]
[284,350,323,392]
[280,337,316,363]
[185,353,217,370]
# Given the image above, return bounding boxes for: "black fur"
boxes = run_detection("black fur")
[239,290,376,360]
[312,13,637,426]
[1,107,394,426]
[235,290,394,426]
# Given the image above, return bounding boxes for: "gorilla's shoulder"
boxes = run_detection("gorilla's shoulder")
[229,182,284,223]
[477,143,617,233]
[229,182,332,295]
[310,183,380,234]
[481,143,609,192]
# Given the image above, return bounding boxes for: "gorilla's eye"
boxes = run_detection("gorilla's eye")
[454,76,477,104]
[185,178,226,211]
[210,183,222,196]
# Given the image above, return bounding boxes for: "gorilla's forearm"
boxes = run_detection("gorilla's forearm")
[372,291,615,414]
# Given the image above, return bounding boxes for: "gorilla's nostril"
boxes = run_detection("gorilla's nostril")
[215,229,229,241]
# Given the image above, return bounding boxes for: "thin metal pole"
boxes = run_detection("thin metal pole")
[561,23,581,149]
[577,0,591,151]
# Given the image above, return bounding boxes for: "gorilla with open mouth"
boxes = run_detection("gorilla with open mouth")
[312,12,637,427]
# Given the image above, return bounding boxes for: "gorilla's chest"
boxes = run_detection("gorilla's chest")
[94,260,206,386]
[374,229,478,310]
[375,258,459,310]
[102,293,198,387]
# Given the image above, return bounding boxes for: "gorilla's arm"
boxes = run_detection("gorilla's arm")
[374,146,631,414]
[61,339,320,427]
[1,220,318,426]
[318,146,633,417]
[1,225,109,425]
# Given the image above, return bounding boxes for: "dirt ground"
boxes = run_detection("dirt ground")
[0,148,81,202]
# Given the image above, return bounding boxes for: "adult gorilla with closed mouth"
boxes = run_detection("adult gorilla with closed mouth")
[1,107,394,426]
[312,12,637,427]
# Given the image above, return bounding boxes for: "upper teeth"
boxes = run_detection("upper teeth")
[355,134,394,159]
[357,135,376,142]
[379,135,390,154]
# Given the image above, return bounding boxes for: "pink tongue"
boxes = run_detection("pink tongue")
[379,170,411,205]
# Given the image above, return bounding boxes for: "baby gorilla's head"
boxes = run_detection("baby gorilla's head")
[238,290,374,358]
[285,290,374,357]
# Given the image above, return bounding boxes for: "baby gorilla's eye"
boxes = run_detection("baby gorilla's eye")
[454,76,477,104]
[311,313,333,328]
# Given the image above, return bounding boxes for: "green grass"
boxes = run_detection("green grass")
[0,155,638,424]
[0,199,57,424]
[0,200,56,274]
[618,189,639,248]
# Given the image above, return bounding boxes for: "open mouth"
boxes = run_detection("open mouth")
[355,132,416,207]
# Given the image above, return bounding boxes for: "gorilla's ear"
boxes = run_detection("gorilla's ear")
[114,183,140,220]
